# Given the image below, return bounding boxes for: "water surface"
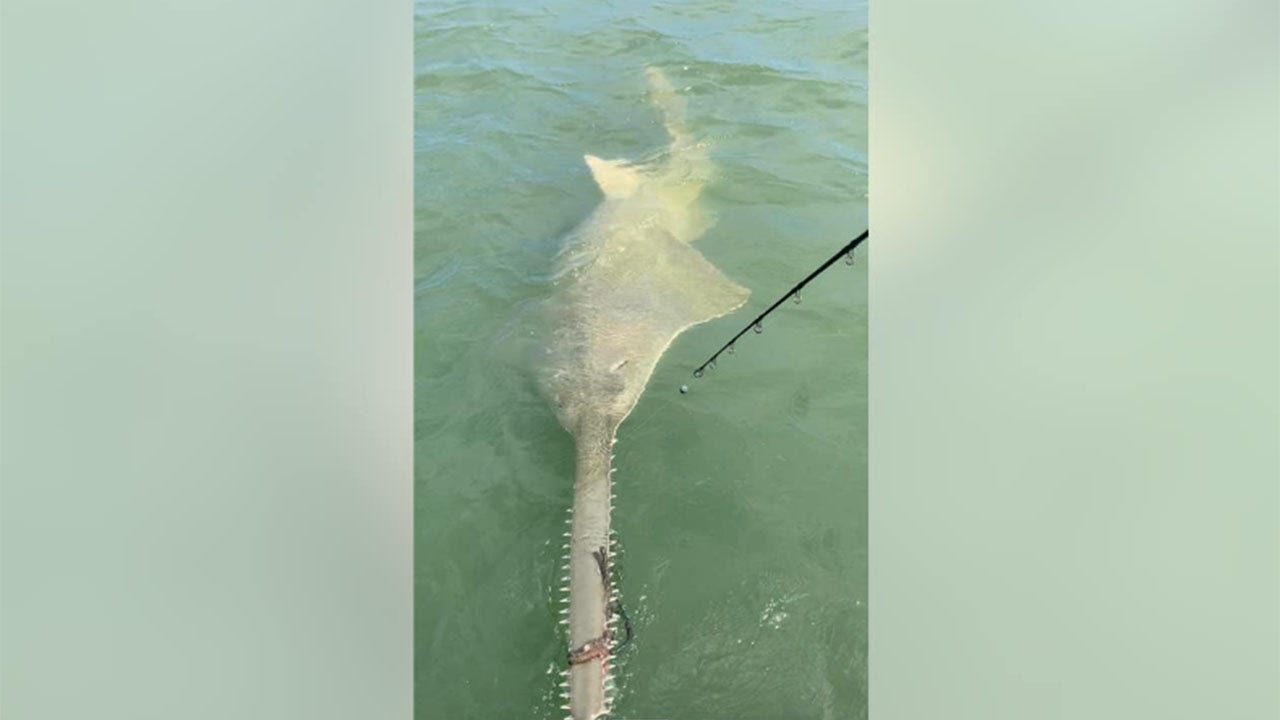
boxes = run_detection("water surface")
[416,2,867,717]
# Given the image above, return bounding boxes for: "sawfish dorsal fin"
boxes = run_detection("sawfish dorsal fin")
[584,155,642,199]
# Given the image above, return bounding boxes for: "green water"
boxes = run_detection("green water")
[415,2,867,718]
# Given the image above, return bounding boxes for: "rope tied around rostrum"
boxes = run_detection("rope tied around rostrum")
[566,546,633,665]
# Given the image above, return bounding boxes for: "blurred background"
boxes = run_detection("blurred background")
[872,1,1278,717]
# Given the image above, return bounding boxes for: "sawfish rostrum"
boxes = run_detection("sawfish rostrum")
[538,68,749,720]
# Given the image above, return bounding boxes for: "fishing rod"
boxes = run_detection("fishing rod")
[690,229,868,380]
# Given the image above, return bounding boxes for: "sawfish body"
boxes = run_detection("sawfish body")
[538,68,749,720]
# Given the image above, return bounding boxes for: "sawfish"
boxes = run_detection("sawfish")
[538,67,750,720]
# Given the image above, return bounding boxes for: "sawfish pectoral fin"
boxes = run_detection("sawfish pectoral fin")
[647,231,750,330]
[584,155,643,199]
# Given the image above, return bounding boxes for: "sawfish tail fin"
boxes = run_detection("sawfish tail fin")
[645,66,713,240]
[645,66,690,147]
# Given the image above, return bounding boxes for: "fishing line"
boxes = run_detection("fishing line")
[691,229,868,379]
